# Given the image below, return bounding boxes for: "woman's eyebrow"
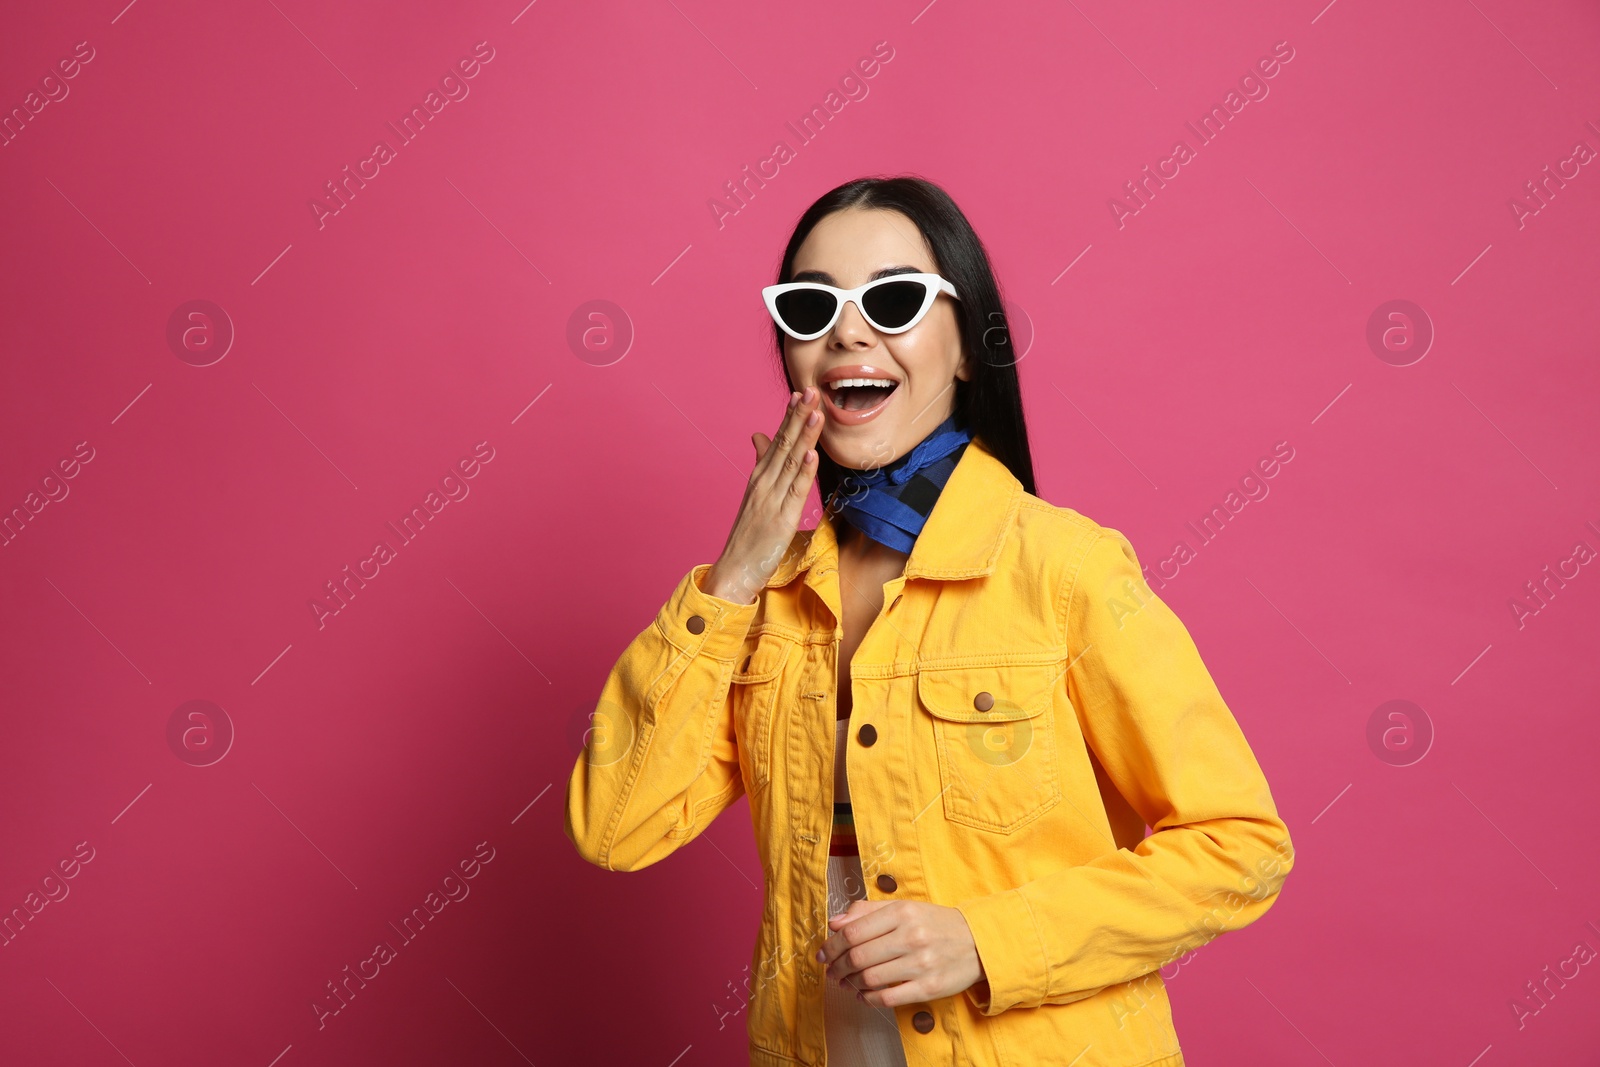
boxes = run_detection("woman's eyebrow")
[790,265,923,285]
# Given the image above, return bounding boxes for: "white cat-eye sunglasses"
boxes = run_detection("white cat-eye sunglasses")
[762,272,960,341]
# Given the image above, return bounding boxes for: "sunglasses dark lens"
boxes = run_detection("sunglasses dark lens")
[774,288,838,335]
[861,280,928,329]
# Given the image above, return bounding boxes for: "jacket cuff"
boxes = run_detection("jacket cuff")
[655,563,760,661]
[955,889,1048,1015]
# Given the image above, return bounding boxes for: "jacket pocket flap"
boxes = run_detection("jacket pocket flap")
[732,634,789,684]
[916,663,1058,724]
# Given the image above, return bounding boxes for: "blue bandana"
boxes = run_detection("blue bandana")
[827,414,972,553]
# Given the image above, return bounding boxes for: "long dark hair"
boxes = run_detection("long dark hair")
[770,175,1037,512]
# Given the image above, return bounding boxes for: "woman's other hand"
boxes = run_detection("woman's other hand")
[816,899,988,1008]
[702,387,825,605]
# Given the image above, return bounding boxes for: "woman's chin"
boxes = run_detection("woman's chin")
[821,432,902,473]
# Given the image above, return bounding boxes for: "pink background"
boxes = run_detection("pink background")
[2,0,1598,1064]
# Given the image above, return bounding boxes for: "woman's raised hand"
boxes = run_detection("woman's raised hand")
[702,387,825,605]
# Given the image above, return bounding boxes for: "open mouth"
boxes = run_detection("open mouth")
[824,377,900,413]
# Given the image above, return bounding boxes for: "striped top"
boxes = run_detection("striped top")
[830,714,857,856]
[830,799,857,856]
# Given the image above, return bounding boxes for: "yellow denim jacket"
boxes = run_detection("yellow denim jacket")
[564,436,1294,1067]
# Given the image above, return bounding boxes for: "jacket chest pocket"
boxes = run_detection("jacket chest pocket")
[731,633,792,794]
[915,662,1063,833]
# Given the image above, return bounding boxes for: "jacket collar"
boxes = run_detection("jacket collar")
[764,434,1023,588]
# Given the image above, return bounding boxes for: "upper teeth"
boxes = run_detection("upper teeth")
[829,378,895,389]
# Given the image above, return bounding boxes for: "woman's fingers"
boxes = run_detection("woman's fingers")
[749,398,788,487]
[847,956,922,995]
[760,391,802,479]
[818,900,895,971]
[787,441,817,503]
[716,387,823,595]
[780,405,821,487]
[760,388,817,486]
[829,930,914,992]
[711,388,826,599]
[774,388,822,495]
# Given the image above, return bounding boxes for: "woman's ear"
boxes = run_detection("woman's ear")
[955,348,974,383]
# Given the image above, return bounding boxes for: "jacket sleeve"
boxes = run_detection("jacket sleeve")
[955,526,1295,1015]
[564,562,759,872]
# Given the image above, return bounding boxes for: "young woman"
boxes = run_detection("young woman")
[566,176,1294,1067]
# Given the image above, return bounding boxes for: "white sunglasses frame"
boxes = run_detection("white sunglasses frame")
[762,272,960,342]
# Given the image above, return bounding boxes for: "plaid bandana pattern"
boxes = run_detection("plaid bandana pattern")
[826,414,973,554]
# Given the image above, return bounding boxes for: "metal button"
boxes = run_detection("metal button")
[912,1010,935,1033]
[857,724,877,747]
[686,615,706,634]
[973,691,994,712]
[877,874,897,893]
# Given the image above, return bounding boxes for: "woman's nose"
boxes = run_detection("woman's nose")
[831,298,875,344]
